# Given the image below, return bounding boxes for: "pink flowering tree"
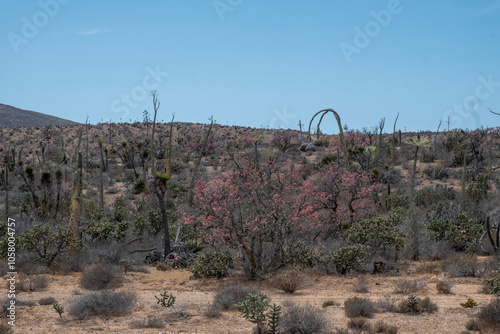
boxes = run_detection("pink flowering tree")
[306,164,382,236]
[185,158,320,275]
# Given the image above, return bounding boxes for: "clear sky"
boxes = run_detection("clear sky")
[1,0,500,133]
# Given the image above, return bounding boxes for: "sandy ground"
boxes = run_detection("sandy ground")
[2,262,499,334]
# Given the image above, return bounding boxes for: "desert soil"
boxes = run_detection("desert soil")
[3,261,499,334]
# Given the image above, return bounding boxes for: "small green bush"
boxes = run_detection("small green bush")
[485,270,500,295]
[190,249,232,279]
[325,244,370,275]
[460,298,478,308]
[398,295,437,313]
[155,290,175,307]
[344,297,376,318]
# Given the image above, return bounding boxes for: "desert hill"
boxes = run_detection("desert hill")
[0,103,79,127]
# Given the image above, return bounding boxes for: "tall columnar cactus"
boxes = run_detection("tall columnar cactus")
[308,109,349,171]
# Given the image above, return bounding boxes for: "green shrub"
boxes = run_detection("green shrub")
[348,209,406,252]
[426,211,483,252]
[321,155,337,164]
[53,303,64,317]
[344,297,376,318]
[237,293,269,324]
[68,291,136,319]
[17,224,79,267]
[284,241,319,268]
[324,244,370,275]
[398,295,437,313]
[155,290,175,307]
[190,249,232,279]
[460,297,478,308]
[133,179,146,194]
[485,270,500,295]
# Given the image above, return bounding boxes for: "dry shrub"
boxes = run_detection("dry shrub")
[348,317,372,332]
[322,300,339,308]
[79,263,122,290]
[436,280,453,294]
[374,320,399,334]
[476,298,500,330]
[376,296,401,313]
[0,324,12,334]
[129,315,164,329]
[156,262,169,271]
[416,261,442,275]
[270,268,305,294]
[464,318,480,331]
[68,291,136,319]
[212,284,259,311]
[393,278,425,294]
[344,297,376,318]
[352,277,369,293]
[18,274,49,292]
[442,253,483,278]
[38,297,57,305]
[280,303,329,334]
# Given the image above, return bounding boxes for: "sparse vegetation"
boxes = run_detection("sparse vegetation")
[68,291,136,319]
[344,297,376,318]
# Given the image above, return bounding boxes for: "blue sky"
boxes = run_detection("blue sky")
[1,0,500,133]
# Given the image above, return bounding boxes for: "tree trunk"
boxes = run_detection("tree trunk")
[409,146,419,260]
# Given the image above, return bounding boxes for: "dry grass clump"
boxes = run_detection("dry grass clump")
[38,297,57,305]
[436,280,453,294]
[374,320,399,334]
[269,268,305,294]
[129,315,164,329]
[476,298,500,330]
[393,278,425,294]
[352,277,369,293]
[280,302,329,334]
